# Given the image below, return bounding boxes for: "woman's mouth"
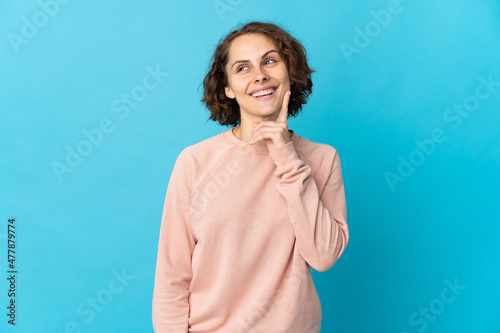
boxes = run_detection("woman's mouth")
[250,87,277,101]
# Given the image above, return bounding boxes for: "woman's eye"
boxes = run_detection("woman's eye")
[237,59,276,72]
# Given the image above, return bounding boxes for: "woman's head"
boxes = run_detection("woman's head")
[201,21,315,126]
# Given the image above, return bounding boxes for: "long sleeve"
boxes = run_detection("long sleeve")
[152,149,198,332]
[268,141,349,272]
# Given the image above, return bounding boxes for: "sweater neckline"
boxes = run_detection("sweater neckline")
[223,126,301,154]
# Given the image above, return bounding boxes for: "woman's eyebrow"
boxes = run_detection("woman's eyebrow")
[231,50,279,70]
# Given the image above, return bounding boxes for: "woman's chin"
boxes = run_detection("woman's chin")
[253,103,280,115]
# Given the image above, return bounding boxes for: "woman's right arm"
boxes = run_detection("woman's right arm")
[152,149,198,333]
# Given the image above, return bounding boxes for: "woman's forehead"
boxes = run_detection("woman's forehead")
[228,33,278,56]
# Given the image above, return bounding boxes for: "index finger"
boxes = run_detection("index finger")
[277,90,291,123]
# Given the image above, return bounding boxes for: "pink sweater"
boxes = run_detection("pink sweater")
[152,127,349,333]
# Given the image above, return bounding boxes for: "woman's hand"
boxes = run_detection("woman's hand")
[249,90,292,153]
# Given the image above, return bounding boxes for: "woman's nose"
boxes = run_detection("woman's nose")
[254,66,269,82]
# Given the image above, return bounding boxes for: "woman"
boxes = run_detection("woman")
[152,21,349,333]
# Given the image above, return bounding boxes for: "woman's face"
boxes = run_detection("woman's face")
[224,33,291,121]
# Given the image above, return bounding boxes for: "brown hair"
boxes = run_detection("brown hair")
[200,21,315,127]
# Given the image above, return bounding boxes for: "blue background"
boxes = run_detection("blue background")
[1,0,499,332]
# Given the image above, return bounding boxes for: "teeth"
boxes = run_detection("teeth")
[251,88,275,97]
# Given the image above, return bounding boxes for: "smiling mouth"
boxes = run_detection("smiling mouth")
[250,88,277,101]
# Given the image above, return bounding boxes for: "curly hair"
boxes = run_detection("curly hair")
[200,21,315,127]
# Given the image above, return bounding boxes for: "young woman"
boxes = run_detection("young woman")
[152,21,349,333]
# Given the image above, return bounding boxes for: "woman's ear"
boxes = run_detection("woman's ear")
[224,85,235,99]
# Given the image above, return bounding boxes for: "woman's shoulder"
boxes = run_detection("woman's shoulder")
[294,134,341,175]
[174,130,230,168]
[180,130,226,155]
[295,134,338,159]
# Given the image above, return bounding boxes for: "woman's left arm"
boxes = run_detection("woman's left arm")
[268,142,349,272]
